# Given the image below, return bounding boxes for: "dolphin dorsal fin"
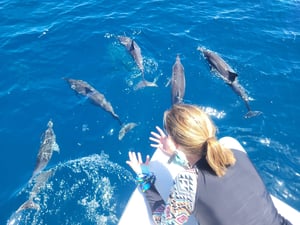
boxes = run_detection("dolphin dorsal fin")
[84,87,93,95]
[129,40,135,51]
[228,71,238,82]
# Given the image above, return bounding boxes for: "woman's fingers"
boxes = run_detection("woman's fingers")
[150,143,159,148]
[128,151,132,161]
[145,155,150,164]
[156,126,166,137]
[126,152,151,175]
[150,131,161,139]
[128,151,147,164]
[150,128,167,144]
[151,126,167,138]
[137,152,142,163]
[149,136,160,143]
[128,151,138,163]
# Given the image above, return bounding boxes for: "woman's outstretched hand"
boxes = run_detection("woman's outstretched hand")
[126,151,150,175]
[149,126,176,156]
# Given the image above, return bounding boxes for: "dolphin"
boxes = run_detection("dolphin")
[65,78,122,125]
[7,199,40,225]
[7,169,55,225]
[118,36,157,90]
[198,47,261,118]
[198,47,238,83]
[32,120,59,178]
[133,79,158,91]
[118,122,137,140]
[17,170,54,212]
[65,78,137,139]
[118,36,144,74]
[171,54,186,104]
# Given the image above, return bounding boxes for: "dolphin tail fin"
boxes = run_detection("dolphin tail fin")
[244,110,262,119]
[117,117,123,126]
[111,113,122,125]
[165,77,171,87]
[134,79,158,90]
[16,199,40,213]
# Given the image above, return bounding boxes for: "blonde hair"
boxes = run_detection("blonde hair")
[163,104,236,177]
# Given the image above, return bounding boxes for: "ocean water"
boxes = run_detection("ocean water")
[1,0,299,224]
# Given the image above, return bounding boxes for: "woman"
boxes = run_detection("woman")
[126,104,292,225]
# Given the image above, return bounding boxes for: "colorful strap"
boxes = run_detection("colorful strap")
[136,173,156,192]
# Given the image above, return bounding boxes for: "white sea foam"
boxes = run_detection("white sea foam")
[7,153,134,225]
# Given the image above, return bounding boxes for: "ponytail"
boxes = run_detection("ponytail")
[205,137,236,177]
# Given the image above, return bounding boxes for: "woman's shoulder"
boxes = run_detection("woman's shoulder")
[219,136,246,153]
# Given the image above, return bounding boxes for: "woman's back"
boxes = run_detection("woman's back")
[193,149,290,225]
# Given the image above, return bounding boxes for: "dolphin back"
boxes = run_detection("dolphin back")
[65,78,122,124]
[118,36,132,50]
[230,78,262,118]
[198,47,261,118]
[171,55,186,104]
[87,90,121,123]
[198,47,238,83]
[32,120,59,177]
[244,110,262,118]
[118,35,144,73]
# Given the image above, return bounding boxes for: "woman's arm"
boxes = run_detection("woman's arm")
[144,169,197,225]
[126,149,196,224]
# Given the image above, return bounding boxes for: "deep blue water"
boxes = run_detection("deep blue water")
[1,0,299,224]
